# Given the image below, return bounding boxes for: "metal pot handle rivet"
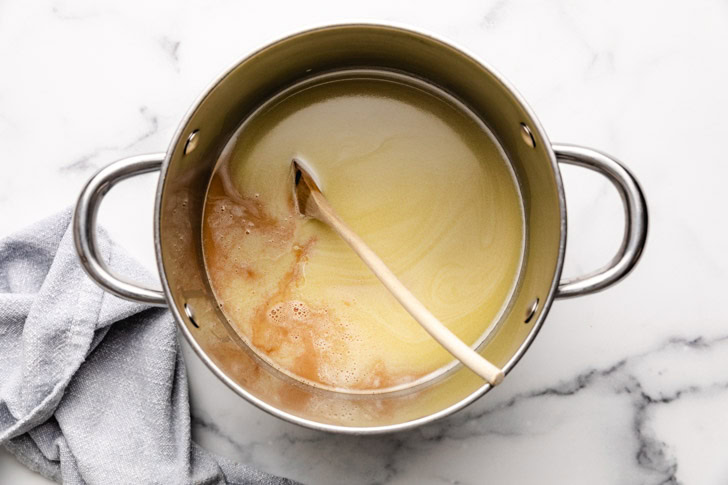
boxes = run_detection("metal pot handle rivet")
[553,143,648,299]
[73,153,168,306]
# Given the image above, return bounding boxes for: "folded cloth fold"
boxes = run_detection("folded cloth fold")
[0,209,294,485]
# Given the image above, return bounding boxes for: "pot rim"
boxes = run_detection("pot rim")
[153,21,567,435]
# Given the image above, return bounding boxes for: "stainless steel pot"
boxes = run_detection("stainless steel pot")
[73,23,647,434]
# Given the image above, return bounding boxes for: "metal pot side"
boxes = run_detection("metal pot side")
[72,23,646,434]
[153,24,564,434]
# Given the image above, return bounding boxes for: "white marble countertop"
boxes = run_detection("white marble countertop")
[2,0,728,483]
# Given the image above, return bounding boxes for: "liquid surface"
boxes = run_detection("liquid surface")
[203,74,524,392]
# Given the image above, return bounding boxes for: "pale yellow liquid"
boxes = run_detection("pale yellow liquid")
[203,74,524,393]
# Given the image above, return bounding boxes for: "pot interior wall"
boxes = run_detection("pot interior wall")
[157,24,563,431]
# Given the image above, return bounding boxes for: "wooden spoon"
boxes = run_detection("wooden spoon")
[291,158,505,386]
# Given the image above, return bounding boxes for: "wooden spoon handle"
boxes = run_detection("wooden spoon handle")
[309,190,505,386]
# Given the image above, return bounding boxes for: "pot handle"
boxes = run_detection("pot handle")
[553,144,648,299]
[73,153,168,306]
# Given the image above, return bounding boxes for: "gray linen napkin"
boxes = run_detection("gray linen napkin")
[0,208,294,485]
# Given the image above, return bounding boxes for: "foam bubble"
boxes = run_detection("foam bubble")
[267,303,285,325]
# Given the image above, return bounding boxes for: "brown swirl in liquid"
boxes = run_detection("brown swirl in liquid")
[203,167,405,390]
